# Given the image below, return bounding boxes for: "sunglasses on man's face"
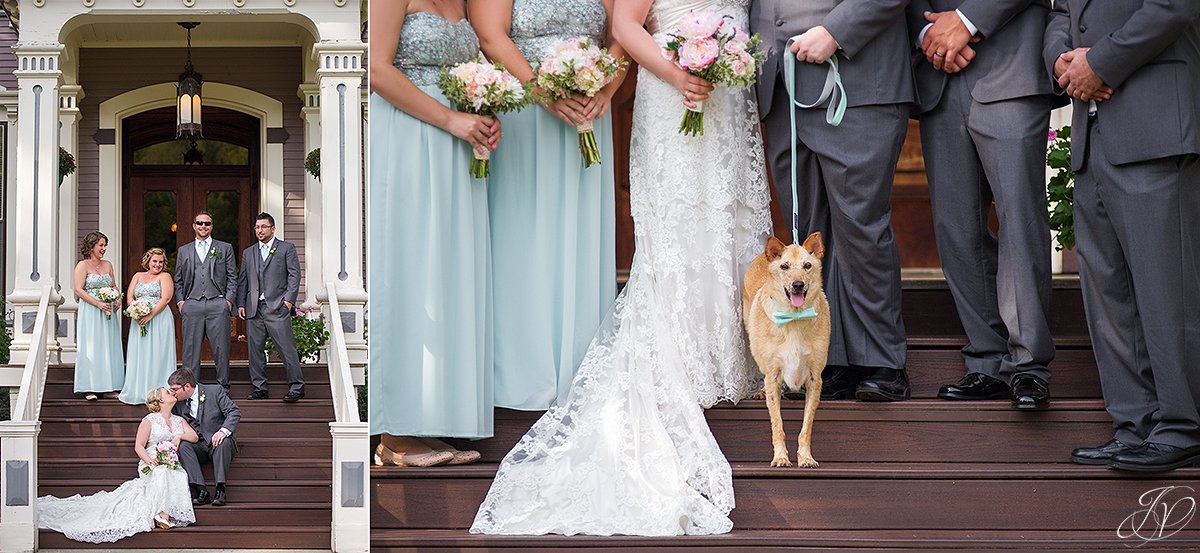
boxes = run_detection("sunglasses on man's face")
[194,221,213,227]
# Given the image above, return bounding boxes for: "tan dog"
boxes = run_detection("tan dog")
[742,233,831,467]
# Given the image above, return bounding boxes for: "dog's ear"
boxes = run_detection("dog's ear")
[802,232,825,259]
[765,236,787,261]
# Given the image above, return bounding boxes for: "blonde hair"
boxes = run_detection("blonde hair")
[141,248,168,270]
[146,388,162,413]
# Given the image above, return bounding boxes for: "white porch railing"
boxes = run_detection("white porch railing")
[325,282,369,553]
[0,285,55,553]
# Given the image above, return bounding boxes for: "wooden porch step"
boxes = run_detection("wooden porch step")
[373,462,1200,531]
[370,528,1200,551]
[38,525,330,549]
[40,457,331,480]
[42,382,335,400]
[46,363,334,382]
[40,398,335,417]
[37,417,335,438]
[427,399,1115,465]
[39,436,333,458]
[41,478,330,504]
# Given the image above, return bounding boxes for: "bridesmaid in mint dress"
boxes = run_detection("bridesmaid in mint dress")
[367,0,501,466]
[119,248,177,405]
[73,232,125,400]
[472,0,625,410]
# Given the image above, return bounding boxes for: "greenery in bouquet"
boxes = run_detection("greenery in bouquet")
[438,59,532,178]
[535,38,627,167]
[664,11,764,135]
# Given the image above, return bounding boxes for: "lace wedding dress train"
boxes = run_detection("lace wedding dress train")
[471,0,771,536]
[38,413,195,543]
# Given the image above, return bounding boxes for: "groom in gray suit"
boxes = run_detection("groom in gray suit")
[237,212,305,403]
[174,211,238,390]
[169,367,240,506]
[1046,0,1200,471]
[752,0,913,400]
[908,0,1057,410]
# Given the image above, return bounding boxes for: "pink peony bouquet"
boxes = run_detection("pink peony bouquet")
[125,299,154,336]
[663,11,764,135]
[142,442,180,475]
[94,287,122,321]
[535,37,626,167]
[439,59,532,179]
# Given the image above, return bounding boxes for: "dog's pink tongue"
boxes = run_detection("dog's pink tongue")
[790,292,806,308]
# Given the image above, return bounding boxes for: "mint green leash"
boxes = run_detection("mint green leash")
[783,37,846,244]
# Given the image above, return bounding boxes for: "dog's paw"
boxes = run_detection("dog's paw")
[796,455,819,468]
[749,389,767,400]
[770,456,793,467]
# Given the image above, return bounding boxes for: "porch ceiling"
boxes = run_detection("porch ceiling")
[68,19,313,48]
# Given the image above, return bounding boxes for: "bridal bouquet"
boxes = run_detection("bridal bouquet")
[125,299,154,336]
[535,38,626,167]
[94,287,122,320]
[663,11,764,135]
[142,442,180,475]
[439,59,531,179]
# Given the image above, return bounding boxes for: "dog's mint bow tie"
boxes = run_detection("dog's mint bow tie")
[772,307,819,327]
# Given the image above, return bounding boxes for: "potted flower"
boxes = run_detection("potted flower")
[1047,126,1074,252]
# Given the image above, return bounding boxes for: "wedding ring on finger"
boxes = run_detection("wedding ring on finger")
[934,52,945,58]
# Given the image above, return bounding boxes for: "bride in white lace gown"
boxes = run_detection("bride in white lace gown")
[39,387,198,543]
[471,0,771,536]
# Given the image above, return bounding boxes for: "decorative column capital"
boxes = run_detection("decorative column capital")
[312,44,366,79]
[12,43,64,79]
[297,83,320,112]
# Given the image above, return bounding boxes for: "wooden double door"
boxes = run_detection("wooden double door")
[122,106,260,361]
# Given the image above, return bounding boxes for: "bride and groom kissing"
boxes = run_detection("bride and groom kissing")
[37,368,240,543]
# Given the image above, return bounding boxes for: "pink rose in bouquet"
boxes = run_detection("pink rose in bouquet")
[664,13,764,135]
[535,37,627,167]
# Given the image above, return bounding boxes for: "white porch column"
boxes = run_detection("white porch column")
[0,422,40,553]
[298,84,323,308]
[55,85,83,363]
[313,44,367,366]
[6,44,66,367]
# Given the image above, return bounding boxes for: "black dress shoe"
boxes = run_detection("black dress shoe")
[938,373,1010,400]
[212,485,227,507]
[193,487,211,506]
[1071,438,1140,465]
[1111,442,1200,472]
[855,368,910,402]
[247,389,269,400]
[1010,373,1050,410]
[283,389,305,403]
[784,366,856,400]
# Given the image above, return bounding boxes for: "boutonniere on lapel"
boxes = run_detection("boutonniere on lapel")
[198,390,207,405]
[209,246,218,258]
[268,247,277,258]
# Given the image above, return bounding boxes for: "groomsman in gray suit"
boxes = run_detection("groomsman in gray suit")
[909,0,1057,410]
[752,0,913,400]
[237,212,305,403]
[1046,0,1200,471]
[175,211,238,390]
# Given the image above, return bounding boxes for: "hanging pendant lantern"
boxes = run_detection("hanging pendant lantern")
[176,22,203,138]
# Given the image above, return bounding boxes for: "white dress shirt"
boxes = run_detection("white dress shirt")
[195,237,212,263]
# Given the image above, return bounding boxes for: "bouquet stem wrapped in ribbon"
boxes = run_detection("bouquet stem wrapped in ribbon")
[439,59,531,179]
[663,11,764,136]
[535,38,626,167]
[94,287,122,321]
[125,299,154,336]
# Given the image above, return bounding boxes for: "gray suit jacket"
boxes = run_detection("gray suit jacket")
[174,239,238,303]
[173,383,241,446]
[236,239,301,319]
[1044,0,1200,170]
[908,0,1056,114]
[752,0,915,118]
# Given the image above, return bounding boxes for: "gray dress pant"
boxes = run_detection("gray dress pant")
[247,300,305,393]
[180,298,232,388]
